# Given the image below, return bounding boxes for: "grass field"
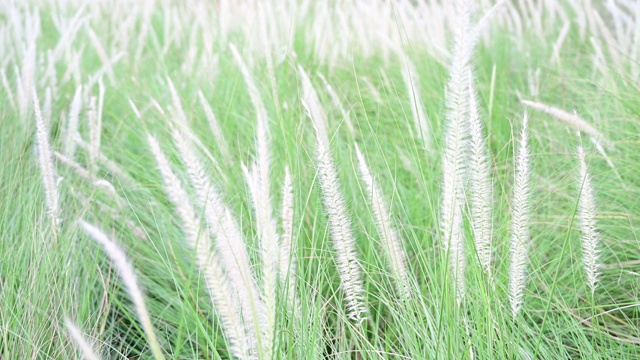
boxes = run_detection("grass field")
[1,0,640,359]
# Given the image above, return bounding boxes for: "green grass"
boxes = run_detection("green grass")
[1,2,640,359]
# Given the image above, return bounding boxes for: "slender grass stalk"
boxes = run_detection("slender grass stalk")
[197,90,231,161]
[33,88,59,232]
[509,113,532,318]
[354,144,411,299]
[64,319,101,360]
[299,65,369,323]
[147,135,254,359]
[401,58,430,149]
[577,141,601,294]
[467,71,493,277]
[78,220,165,360]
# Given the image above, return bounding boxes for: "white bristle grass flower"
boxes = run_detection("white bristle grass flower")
[168,128,263,322]
[147,135,254,359]
[230,44,278,357]
[520,99,605,142]
[64,319,101,360]
[576,139,601,295]
[33,88,59,231]
[64,84,83,158]
[508,113,532,318]
[78,220,165,360]
[440,0,474,305]
[299,65,369,324]
[354,143,411,300]
[467,71,493,277]
[279,166,296,304]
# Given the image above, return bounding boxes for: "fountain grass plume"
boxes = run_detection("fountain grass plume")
[78,220,165,360]
[354,143,411,300]
[299,65,369,323]
[508,113,532,318]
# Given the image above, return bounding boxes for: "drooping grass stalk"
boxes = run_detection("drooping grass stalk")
[64,319,101,360]
[440,0,474,305]
[148,135,254,359]
[78,220,165,360]
[33,88,59,232]
[520,99,605,141]
[230,44,278,358]
[509,113,532,318]
[577,141,601,294]
[354,144,411,299]
[299,65,369,324]
[467,71,493,277]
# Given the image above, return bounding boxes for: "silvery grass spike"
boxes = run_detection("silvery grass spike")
[64,84,83,158]
[231,44,278,358]
[78,221,165,360]
[440,0,475,305]
[33,88,60,232]
[279,166,296,307]
[169,127,262,319]
[64,319,101,360]
[576,135,601,294]
[467,70,493,277]
[509,113,532,318]
[354,143,411,300]
[148,136,255,359]
[299,65,369,324]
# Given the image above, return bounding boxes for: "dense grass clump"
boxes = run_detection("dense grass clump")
[1,0,640,359]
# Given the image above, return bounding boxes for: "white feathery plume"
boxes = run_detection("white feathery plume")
[401,58,430,149]
[519,99,606,142]
[226,45,278,356]
[509,113,532,318]
[577,141,601,294]
[354,144,411,299]
[87,96,101,178]
[197,90,231,161]
[33,88,59,231]
[299,65,369,323]
[168,129,263,345]
[166,77,187,124]
[279,166,296,300]
[440,0,474,305]
[78,220,165,360]
[64,319,101,360]
[467,71,493,276]
[280,166,296,283]
[147,136,254,359]
[64,84,83,158]
[42,87,52,129]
